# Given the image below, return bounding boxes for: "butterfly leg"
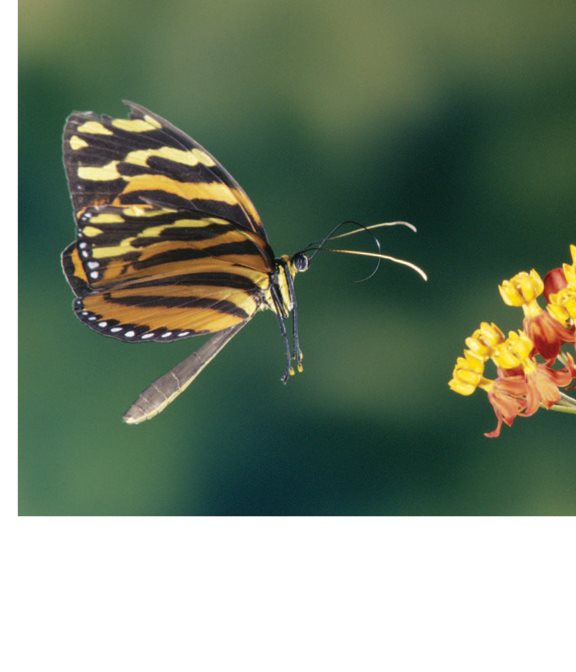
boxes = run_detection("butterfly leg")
[270,282,294,383]
[285,270,304,373]
[275,311,294,384]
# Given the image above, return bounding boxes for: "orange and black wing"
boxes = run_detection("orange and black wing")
[61,102,275,342]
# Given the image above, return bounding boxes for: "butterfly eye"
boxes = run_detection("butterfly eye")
[293,253,309,273]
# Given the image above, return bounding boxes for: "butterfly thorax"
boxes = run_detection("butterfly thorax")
[262,255,296,317]
[266,250,310,316]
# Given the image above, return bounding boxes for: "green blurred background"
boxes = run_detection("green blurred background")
[20,0,576,515]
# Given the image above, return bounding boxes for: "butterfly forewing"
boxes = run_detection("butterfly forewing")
[63,101,269,239]
[62,102,275,343]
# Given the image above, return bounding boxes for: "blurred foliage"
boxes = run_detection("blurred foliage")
[20,0,576,514]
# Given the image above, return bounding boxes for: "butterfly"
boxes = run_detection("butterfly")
[62,102,426,423]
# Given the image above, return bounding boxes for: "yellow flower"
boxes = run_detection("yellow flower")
[449,350,488,396]
[547,287,576,326]
[464,322,505,360]
[451,245,576,438]
[562,244,576,287]
[499,270,543,317]
[491,330,535,370]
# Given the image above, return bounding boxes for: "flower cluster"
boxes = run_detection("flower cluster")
[449,245,576,438]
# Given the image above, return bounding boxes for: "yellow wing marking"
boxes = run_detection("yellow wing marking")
[91,240,138,259]
[77,121,113,135]
[134,218,232,239]
[89,213,125,224]
[81,226,104,237]
[124,146,216,168]
[119,174,257,214]
[121,205,176,218]
[111,117,162,132]
[78,161,121,181]
[69,135,89,150]
[69,246,88,283]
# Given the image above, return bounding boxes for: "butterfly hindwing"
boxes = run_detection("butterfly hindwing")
[62,206,272,342]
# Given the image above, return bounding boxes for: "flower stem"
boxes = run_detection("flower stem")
[549,392,576,415]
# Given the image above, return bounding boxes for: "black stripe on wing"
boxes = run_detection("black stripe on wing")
[132,241,266,270]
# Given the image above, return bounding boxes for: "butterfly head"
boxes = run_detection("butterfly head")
[292,252,310,274]
[277,253,310,280]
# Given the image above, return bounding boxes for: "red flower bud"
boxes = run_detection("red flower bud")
[543,267,567,302]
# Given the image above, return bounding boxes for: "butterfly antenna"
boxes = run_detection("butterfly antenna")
[326,220,417,239]
[327,220,384,283]
[302,220,356,262]
[301,220,427,282]
[320,248,428,281]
